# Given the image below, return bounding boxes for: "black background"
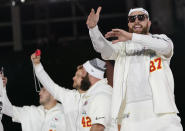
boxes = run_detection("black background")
[0,0,184,130]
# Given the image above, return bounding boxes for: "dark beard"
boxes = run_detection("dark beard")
[79,74,91,91]
[129,24,148,34]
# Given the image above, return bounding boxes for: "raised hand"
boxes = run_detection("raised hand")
[0,73,7,87]
[105,29,133,44]
[31,52,41,65]
[86,6,102,29]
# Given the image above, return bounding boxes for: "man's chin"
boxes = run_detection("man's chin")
[73,85,79,90]
[133,28,143,33]
[39,101,42,105]
[73,84,76,88]
[130,27,148,34]
[129,29,141,34]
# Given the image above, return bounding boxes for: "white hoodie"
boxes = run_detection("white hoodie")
[0,78,4,131]
[12,103,66,131]
[89,26,179,129]
[1,84,66,131]
[34,63,112,131]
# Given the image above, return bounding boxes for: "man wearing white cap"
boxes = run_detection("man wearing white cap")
[86,7,183,131]
[31,54,112,131]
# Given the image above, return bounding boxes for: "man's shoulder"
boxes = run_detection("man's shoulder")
[12,105,41,114]
[62,88,78,94]
[32,105,44,111]
[54,103,64,111]
[93,84,112,99]
[95,80,112,93]
[151,34,171,41]
[86,79,112,100]
[89,92,111,107]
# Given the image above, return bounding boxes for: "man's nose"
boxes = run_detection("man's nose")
[134,17,140,23]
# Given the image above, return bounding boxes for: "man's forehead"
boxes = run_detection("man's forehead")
[81,67,87,75]
[77,68,87,76]
[129,11,147,16]
[40,88,46,91]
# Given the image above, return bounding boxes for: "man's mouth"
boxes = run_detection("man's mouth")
[133,25,142,30]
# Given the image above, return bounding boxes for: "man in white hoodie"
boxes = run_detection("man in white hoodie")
[0,74,66,131]
[0,77,4,131]
[31,55,112,131]
[86,7,183,131]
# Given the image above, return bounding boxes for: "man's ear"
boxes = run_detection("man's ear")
[128,22,130,28]
[148,20,152,28]
[147,20,152,32]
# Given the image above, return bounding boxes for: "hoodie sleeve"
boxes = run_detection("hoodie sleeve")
[0,78,3,116]
[89,26,125,60]
[0,77,13,117]
[132,33,173,58]
[89,93,111,128]
[11,106,35,123]
[34,63,77,105]
[1,88,13,117]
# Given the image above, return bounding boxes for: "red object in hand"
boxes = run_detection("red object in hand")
[35,49,41,56]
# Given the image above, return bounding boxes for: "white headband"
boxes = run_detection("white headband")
[128,8,149,18]
[83,61,105,79]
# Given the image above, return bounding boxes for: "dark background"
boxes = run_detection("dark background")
[0,0,184,130]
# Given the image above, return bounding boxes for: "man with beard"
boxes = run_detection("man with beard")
[31,55,112,131]
[86,7,183,131]
[0,74,66,131]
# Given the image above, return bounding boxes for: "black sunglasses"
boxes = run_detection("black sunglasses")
[128,14,148,23]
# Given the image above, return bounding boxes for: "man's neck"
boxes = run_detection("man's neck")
[90,78,101,86]
[78,89,86,94]
[43,101,57,110]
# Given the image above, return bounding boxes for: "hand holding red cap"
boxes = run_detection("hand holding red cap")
[35,49,41,56]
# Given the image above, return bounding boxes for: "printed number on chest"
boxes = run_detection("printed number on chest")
[82,116,92,127]
[150,57,162,72]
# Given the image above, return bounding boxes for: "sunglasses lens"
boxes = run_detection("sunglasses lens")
[138,15,145,21]
[128,14,146,23]
[128,16,136,23]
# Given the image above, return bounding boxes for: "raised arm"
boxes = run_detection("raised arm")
[31,53,76,104]
[0,75,13,117]
[105,29,173,58]
[0,75,31,122]
[132,33,173,58]
[86,7,123,60]
[0,76,33,124]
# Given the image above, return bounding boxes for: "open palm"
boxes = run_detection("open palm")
[86,7,102,29]
[105,29,132,44]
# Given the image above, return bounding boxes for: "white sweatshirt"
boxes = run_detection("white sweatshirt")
[1,85,66,131]
[89,26,179,129]
[76,79,112,131]
[12,103,66,131]
[34,64,112,131]
[0,78,4,131]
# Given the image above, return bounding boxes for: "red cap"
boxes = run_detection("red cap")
[35,49,41,56]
